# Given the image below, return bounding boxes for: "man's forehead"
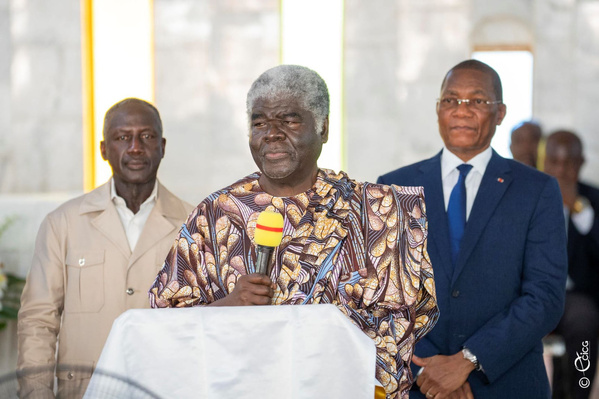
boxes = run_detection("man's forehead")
[546,144,571,159]
[107,104,158,129]
[442,69,494,93]
[513,128,539,140]
[251,96,305,113]
[109,103,157,122]
[547,140,581,158]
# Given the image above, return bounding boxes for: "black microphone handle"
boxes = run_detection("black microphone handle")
[255,245,274,275]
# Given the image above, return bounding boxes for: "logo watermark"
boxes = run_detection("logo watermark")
[574,341,591,389]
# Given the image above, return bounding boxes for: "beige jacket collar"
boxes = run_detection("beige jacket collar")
[78,179,185,266]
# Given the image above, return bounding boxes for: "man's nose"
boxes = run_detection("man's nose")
[264,122,285,141]
[128,135,144,152]
[453,101,473,115]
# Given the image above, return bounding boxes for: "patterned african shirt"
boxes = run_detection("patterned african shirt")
[149,169,439,398]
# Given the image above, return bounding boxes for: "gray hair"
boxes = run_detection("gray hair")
[246,65,330,133]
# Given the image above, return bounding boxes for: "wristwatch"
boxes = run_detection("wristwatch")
[462,347,481,371]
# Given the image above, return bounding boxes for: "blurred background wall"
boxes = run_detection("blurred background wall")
[1,0,599,380]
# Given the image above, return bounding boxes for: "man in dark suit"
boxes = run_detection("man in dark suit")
[377,59,568,399]
[544,130,599,399]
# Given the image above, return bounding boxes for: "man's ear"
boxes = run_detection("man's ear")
[161,137,166,159]
[320,117,329,143]
[496,103,507,126]
[100,141,107,161]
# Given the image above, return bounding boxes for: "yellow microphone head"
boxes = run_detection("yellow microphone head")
[255,211,284,247]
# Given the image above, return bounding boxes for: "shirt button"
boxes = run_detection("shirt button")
[78,258,85,266]
[126,288,134,295]
[67,372,74,380]
[452,290,460,298]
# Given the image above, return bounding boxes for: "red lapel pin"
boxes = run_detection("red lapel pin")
[497,178,504,183]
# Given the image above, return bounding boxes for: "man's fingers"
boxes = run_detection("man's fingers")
[243,273,273,285]
[237,274,274,295]
[246,292,272,306]
[446,382,474,399]
[222,274,276,306]
[418,378,431,395]
[412,355,427,367]
[248,282,274,297]
[462,382,474,399]
[235,289,272,306]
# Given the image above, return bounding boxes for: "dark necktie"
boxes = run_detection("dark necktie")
[447,164,473,266]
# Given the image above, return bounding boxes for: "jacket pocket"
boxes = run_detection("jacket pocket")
[65,250,105,313]
[56,361,94,398]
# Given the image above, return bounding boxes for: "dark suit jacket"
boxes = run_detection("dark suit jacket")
[568,182,599,304]
[377,150,568,399]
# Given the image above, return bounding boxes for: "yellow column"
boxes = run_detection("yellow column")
[81,0,95,192]
[81,0,155,190]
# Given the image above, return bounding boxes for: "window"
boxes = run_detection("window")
[472,51,533,159]
[82,0,154,189]
[281,0,344,172]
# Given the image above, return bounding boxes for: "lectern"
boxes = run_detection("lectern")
[86,304,378,398]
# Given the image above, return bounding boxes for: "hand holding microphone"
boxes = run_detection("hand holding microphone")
[209,211,284,307]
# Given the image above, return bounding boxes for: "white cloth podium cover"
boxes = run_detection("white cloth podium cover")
[86,304,377,399]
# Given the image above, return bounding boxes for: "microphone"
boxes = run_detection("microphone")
[254,211,284,275]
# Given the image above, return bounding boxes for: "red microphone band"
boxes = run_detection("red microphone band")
[256,224,283,233]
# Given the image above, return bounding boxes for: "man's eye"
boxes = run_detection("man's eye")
[442,98,455,104]
[253,122,266,128]
[473,99,485,105]
[118,135,128,141]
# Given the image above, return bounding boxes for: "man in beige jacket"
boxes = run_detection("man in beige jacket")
[17,98,193,398]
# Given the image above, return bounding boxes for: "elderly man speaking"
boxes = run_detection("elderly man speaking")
[149,65,439,398]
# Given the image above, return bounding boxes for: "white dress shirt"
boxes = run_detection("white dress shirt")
[564,199,595,290]
[441,146,493,221]
[110,178,158,251]
[566,205,595,236]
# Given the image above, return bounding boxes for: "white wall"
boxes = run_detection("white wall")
[154,0,280,205]
[535,0,599,182]
[0,0,83,194]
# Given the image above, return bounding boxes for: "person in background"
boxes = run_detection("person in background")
[377,59,567,399]
[544,130,599,399]
[17,98,193,398]
[510,121,542,168]
[149,65,439,399]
